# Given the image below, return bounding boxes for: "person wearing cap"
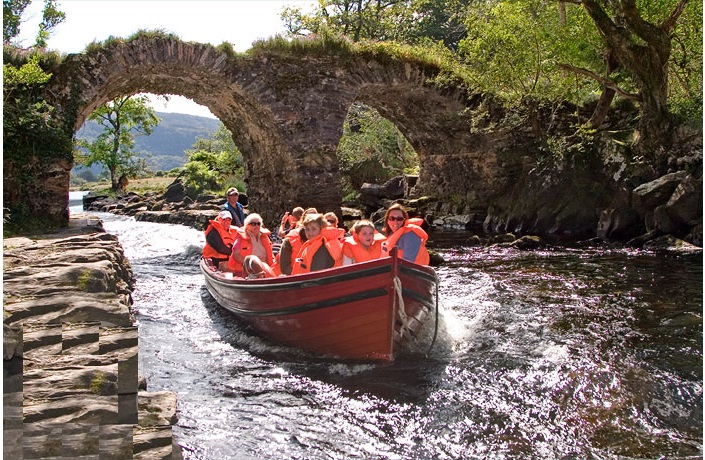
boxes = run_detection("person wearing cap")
[203,210,237,271]
[223,187,245,227]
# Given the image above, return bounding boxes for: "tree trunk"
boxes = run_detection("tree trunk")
[579,0,686,152]
[587,87,616,129]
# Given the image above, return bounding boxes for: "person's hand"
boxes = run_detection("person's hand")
[281,212,289,225]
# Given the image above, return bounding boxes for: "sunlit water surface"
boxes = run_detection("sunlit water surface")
[85,206,701,460]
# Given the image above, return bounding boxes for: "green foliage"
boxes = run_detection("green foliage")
[337,103,418,194]
[83,29,181,54]
[3,52,73,223]
[3,0,31,43]
[180,123,245,196]
[75,95,160,191]
[281,0,471,49]
[459,1,597,105]
[3,0,65,47]
[280,0,701,132]
[666,0,703,122]
[34,0,65,48]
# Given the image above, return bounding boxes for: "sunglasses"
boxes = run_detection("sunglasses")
[248,222,262,226]
[326,219,337,224]
[388,216,405,222]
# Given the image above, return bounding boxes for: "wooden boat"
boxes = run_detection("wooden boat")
[200,250,439,362]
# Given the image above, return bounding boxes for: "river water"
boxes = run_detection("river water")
[78,201,702,460]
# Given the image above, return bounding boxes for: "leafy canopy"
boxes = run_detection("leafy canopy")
[75,95,160,191]
[180,123,245,197]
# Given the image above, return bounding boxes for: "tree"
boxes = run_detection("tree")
[76,95,159,191]
[180,123,244,196]
[559,0,692,149]
[282,0,471,48]
[338,103,418,194]
[3,0,65,46]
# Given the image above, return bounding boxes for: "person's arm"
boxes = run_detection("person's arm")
[229,237,244,266]
[278,212,289,238]
[206,228,231,256]
[397,232,422,262]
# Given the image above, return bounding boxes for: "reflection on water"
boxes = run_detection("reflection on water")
[95,213,702,460]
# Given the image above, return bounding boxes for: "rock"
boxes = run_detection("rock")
[643,235,702,252]
[3,323,22,360]
[665,174,702,228]
[686,223,703,247]
[632,171,688,211]
[510,235,545,249]
[597,207,644,240]
[465,235,482,246]
[3,216,181,458]
[654,205,679,234]
[164,179,187,203]
[626,230,663,248]
[490,233,516,244]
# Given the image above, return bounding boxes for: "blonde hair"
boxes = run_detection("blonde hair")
[323,212,338,226]
[244,213,263,227]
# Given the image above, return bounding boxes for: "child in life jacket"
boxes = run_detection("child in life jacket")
[342,220,386,265]
[291,213,343,275]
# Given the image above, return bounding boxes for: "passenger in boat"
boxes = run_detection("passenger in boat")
[203,210,237,271]
[274,207,318,275]
[342,220,386,265]
[228,213,275,277]
[322,212,346,240]
[291,213,343,275]
[381,203,430,265]
[277,206,305,238]
[222,187,245,227]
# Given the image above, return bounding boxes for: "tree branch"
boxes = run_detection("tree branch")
[661,0,688,33]
[557,63,641,101]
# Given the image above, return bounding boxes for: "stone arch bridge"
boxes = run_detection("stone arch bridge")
[42,35,526,226]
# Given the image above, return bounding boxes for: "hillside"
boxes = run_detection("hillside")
[74,111,221,173]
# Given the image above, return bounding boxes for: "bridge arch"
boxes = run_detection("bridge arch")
[46,34,502,225]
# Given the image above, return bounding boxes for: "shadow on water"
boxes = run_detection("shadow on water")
[199,285,449,404]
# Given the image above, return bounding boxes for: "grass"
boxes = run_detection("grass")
[71,176,178,195]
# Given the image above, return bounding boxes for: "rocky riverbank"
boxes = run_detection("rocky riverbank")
[83,172,702,251]
[3,212,181,459]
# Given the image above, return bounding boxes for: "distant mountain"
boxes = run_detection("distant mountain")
[74,112,221,172]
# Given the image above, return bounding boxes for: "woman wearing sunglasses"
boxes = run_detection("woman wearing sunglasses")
[381,203,430,265]
[228,213,275,278]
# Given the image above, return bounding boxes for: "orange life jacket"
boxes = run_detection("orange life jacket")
[321,225,345,241]
[342,232,386,263]
[202,217,236,260]
[291,234,342,275]
[228,227,274,273]
[382,224,430,265]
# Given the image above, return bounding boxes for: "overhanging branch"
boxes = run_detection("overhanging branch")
[557,63,642,101]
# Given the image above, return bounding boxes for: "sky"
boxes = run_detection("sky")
[17,0,316,118]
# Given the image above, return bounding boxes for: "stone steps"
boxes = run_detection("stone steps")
[3,213,182,459]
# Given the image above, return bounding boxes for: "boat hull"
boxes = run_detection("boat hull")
[200,254,438,362]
